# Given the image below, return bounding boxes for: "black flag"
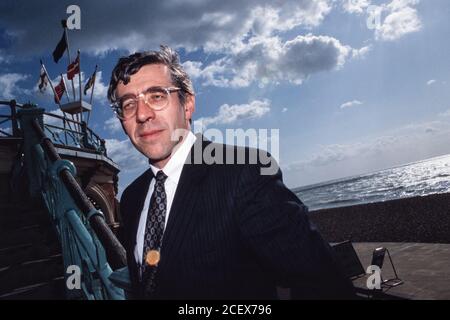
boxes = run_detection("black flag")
[52,30,67,63]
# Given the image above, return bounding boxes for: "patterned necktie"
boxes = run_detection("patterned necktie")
[141,170,168,297]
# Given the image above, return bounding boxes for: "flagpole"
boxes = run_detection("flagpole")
[59,74,77,132]
[78,50,83,102]
[89,65,98,105]
[61,73,78,132]
[62,19,76,101]
[77,49,83,124]
[86,65,98,125]
[40,59,61,109]
[61,74,70,103]
[41,60,74,135]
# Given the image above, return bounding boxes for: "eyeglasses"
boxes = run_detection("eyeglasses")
[111,86,181,120]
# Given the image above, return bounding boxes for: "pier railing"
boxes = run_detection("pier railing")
[11,103,129,299]
[0,100,20,137]
[43,112,106,155]
[1,100,106,155]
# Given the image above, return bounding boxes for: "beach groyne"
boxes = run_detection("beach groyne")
[309,193,450,243]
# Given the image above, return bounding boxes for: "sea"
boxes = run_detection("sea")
[293,154,450,211]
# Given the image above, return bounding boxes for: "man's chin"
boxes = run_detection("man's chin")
[136,139,181,166]
[139,147,172,165]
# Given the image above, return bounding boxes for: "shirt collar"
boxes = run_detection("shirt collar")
[149,131,197,184]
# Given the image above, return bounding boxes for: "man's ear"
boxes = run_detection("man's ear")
[184,94,195,123]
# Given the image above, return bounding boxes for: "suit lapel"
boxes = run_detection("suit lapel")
[123,168,154,294]
[127,168,154,248]
[157,136,209,272]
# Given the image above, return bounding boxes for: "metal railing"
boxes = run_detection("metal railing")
[43,112,106,155]
[1,100,106,155]
[0,100,20,137]
[13,104,129,299]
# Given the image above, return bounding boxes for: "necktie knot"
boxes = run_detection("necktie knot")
[155,170,168,184]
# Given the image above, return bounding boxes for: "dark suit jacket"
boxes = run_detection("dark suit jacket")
[120,135,355,299]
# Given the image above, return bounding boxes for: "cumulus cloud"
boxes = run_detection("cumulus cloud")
[351,44,372,59]
[182,61,204,79]
[88,71,109,102]
[0,1,373,89]
[188,34,369,88]
[193,99,270,129]
[374,0,422,41]
[0,73,31,99]
[43,108,65,126]
[0,0,332,57]
[104,116,122,134]
[340,0,422,42]
[104,138,147,171]
[0,49,12,64]
[340,100,363,109]
[341,0,371,14]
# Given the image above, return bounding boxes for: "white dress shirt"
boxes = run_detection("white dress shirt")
[134,131,197,265]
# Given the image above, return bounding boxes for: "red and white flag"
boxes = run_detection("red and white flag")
[38,66,48,93]
[67,55,80,80]
[54,77,66,104]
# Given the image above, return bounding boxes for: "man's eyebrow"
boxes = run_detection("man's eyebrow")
[143,86,166,92]
[118,86,168,98]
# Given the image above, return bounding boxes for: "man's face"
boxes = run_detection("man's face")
[115,64,195,168]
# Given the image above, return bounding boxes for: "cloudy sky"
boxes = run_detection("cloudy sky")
[1,0,450,192]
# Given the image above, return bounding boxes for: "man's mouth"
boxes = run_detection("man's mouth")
[138,129,165,138]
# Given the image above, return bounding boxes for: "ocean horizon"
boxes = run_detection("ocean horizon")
[292,154,450,211]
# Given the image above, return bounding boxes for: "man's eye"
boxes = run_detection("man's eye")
[150,93,164,100]
[122,100,136,110]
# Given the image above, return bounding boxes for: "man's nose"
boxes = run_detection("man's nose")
[135,98,156,122]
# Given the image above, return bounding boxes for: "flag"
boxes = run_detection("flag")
[38,66,48,93]
[67,55,79,80]
[54,77,66,103]
[84,70,96,95]
[52,30,67,63]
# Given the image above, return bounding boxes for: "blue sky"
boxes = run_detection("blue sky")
[1,0,450,193]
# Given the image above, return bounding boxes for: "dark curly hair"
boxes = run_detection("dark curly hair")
[107,45,195,107]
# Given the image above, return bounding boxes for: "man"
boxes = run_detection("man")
[107,45,355,299]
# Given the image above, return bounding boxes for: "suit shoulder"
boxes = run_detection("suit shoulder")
[201,141,277,168]
[121,168,152,202]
